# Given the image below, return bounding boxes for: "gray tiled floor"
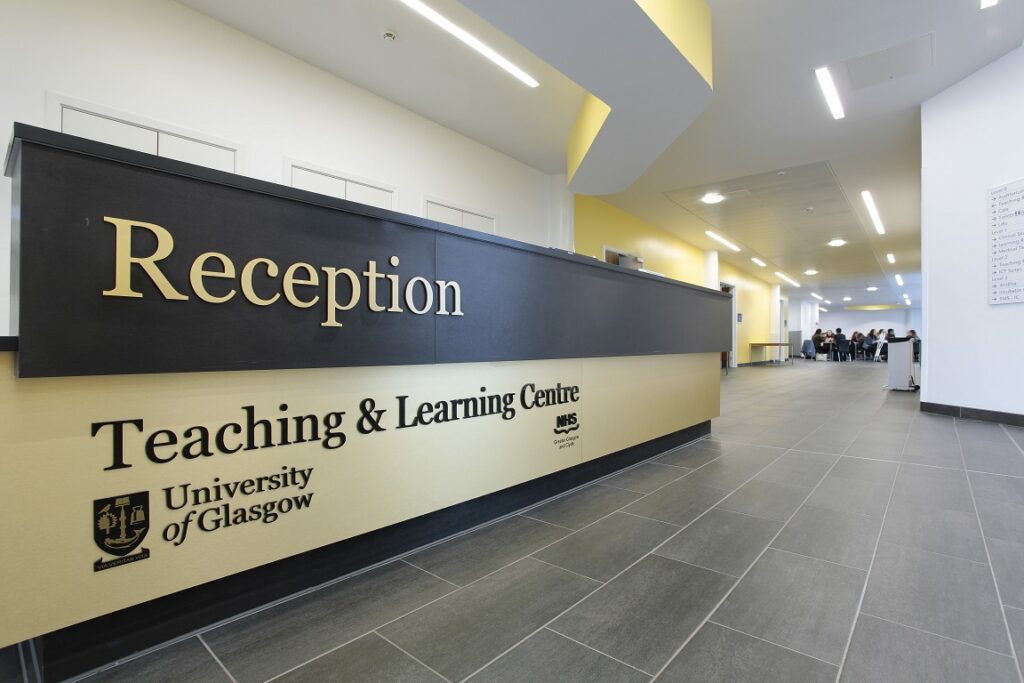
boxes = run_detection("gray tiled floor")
[68,362,1024,682]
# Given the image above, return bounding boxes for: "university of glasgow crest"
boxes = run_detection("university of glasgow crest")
[93,492,150,572]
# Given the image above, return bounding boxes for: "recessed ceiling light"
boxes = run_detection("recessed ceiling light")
[981,0,998,8]
[701,192,726,204]
[866,286,879,292]
[824,300,832,305]
[819,307,829,312]
[751,257,767,267]
[811,293,823,301]
[775,272,801,288]
[804,269,818,276]
[860,190,886,235]
[814,66,845,120]
[705,231,741,252]
[843,296,852,301]
[904,299,912,306]
[828,239,847,247]
[886,253,896,264]
[895,273,904,286]
[397,0,540,87]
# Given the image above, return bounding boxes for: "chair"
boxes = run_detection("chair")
[801,339,816,359]
[837,339,851,361]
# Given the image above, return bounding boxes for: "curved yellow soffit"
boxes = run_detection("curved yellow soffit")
[462,0,712,195]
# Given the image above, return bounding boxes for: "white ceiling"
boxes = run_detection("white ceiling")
[177,0,1024,308]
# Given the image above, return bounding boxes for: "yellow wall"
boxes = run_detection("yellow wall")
[574,195,777,365]
[574,195,705,286]
[719,261,774,365]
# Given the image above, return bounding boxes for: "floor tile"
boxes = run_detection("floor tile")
[958,420,1014,443]
[277,633,443,683]
[524,485,642,530]
[602,462,690,494]
[793,433,860,455]
[987,536,1024,609]
[862,542,1010,653]
[716,479,809,522]
[623,478,728,527]
[534,512,677,582]
[755,451,837,489]
[976,497,1024,545]
[712,548,866,664]
[880,501,987,562]
[466,628,649,683]
[845,435,905,461]
[969,471,1024,506]
[88,638,229,683]
[1005,606,1024,662]
[654,443,725,469]
[405,515,570,586]
[717,445,784,469]
[203,562,454,683]
[380,558,597,681]
[551,555,734,673]
[901,440,964,469]
[840,614,1018,683]
[889,464,974,513]
[830,456,899,484]
[655,508,782,577]
[681,460,763,492]
[658,622,837,683]
[804,475,891,519]
[963,446,1024,477]
[772,506,880,570]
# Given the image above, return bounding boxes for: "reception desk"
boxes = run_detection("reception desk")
[1,124,730,679]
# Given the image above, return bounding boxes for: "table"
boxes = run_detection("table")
[749,342,793,365]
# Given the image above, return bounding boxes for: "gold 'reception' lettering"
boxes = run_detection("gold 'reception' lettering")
[100,216,464,326]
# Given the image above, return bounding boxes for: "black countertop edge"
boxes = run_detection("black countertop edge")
[5,122,728,300]
[0,336,16,351]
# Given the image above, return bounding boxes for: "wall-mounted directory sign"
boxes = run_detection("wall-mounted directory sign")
[989,178,1024,305]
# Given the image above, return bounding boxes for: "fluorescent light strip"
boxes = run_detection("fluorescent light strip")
[843,296,852,301]
[904,300,912,306]
[701,192,725,204]
[981,0,998,8]
[824,299,832,305]
[811,293,823,301]
[861,190,886,235]
[775,272,801,288]
[895,273,904,286]
[751,257,766,267]
[804,269,818,276]
[887,253,895,264]
[814,67,845,120]
[397,0,539,88]
[705,231,741,252]
[819,307,829,312]
[866,286,878,292]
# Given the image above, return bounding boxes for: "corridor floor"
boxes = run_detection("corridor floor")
[46,362,1024,681]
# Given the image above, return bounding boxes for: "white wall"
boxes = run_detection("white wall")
[817,308,915,338]
[0,0,572,335]
[922,46,1024,415]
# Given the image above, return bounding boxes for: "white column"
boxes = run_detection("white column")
[546,173,574,251]
[704,250,719,289]
[770,284,782,361]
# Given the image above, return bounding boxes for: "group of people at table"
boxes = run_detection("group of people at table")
[810,328,921,362]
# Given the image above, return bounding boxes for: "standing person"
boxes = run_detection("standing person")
[833,327,848,361]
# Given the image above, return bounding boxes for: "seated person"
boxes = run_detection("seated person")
[811,328,824,355]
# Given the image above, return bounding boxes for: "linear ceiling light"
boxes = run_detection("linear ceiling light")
[814,67,845,120]
[811,293,823,300]
[824,299,832,304]
[701,192,726,204]
[861,190,886,235]
[775,272,801,288]
[887,253,896,264]
[866,286,879,292]
[828,238,847,247]
[981,0,998,8]
[819,307,829,312]
[705,231,741,252]
[843,296,852,301]
[397,0,540,88]
[895,273,904,286]
[751,257,766,267]
[804,269,818,275]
